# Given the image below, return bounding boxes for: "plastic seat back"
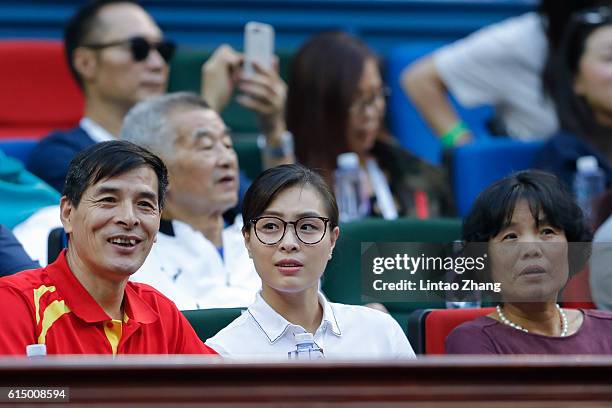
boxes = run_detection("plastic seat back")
[0,40,83,139]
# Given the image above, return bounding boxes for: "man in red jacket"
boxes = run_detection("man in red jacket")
[0,140,216,355]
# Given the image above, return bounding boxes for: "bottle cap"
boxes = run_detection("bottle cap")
[337,152,359,170]
[576,156,599,173]
[26,344,46,357]
[294,332,314,345]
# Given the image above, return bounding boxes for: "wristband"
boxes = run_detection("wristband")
[441,122,468,148]
[257,131,294,158]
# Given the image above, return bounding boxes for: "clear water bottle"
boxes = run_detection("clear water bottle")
[445,300,482,309]
[445,240,481,309]
[334,152,369,222]
[288,333,324,359]
[26,344,46,358]
[574,156,605,225]
[445,280,482,308]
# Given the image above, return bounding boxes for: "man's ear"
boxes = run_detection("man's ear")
[72,47,98,84]
[60,196,74,235]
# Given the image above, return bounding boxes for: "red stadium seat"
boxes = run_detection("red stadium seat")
[425,308,495,354]
[408,308,495,354]
[562,267,596,309]
[0,40,84,139]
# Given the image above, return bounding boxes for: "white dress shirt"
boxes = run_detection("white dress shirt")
[206,292,416,360]
[131,217,261,310]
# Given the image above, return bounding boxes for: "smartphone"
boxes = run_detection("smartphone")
[243,21,274,76]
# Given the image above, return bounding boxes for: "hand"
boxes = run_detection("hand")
[236,59,287,140]
[201,44,242,112]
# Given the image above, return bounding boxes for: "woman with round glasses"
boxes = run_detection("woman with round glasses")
[286,31,454,219]
[535,6,612,189]
[446,170,612,354]
[205,164,415,359]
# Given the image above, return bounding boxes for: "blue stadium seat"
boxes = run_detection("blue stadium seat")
[386,43,494,164]
[452,139,545,216]
[0,139,36,163]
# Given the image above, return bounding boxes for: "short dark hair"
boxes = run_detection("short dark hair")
[286,31,377,179]
[64,0,140,89]
[463,170,592,277]
[63,140,169,209]
[242,164,339,233]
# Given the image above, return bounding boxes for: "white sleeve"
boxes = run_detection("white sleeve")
[131,245,201,311]
[433,12,544,108]
[204,314,252,358]
[204,337,231,357]
[385,314,417,359]
[12,205,62,266]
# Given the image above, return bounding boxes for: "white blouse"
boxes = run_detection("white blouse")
[206,292,416,360]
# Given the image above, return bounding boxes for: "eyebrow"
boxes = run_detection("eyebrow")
[262,210,323,218]
[93,186,158,202]
[502,216,551,229]
[193,126,232,140]
[93,186,120,196]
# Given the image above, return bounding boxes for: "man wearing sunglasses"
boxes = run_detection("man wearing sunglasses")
[27,0,171,193]
[26,0,289,195]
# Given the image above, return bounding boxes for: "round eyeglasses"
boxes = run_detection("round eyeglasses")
[250,216,330,245]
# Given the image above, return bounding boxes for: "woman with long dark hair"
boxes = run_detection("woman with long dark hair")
[535,6,612,188]
[286,31,454,219]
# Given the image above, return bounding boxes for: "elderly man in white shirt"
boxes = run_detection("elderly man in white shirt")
[120,91,261,309]
[13,93,261,309]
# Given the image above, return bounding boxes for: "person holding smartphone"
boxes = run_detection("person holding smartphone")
[15,7,283,265]
[205,30,454,219]
[25,2,281,198]
[201,25,293,171]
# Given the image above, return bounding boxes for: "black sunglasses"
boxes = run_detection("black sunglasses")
[82,36,176,63]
